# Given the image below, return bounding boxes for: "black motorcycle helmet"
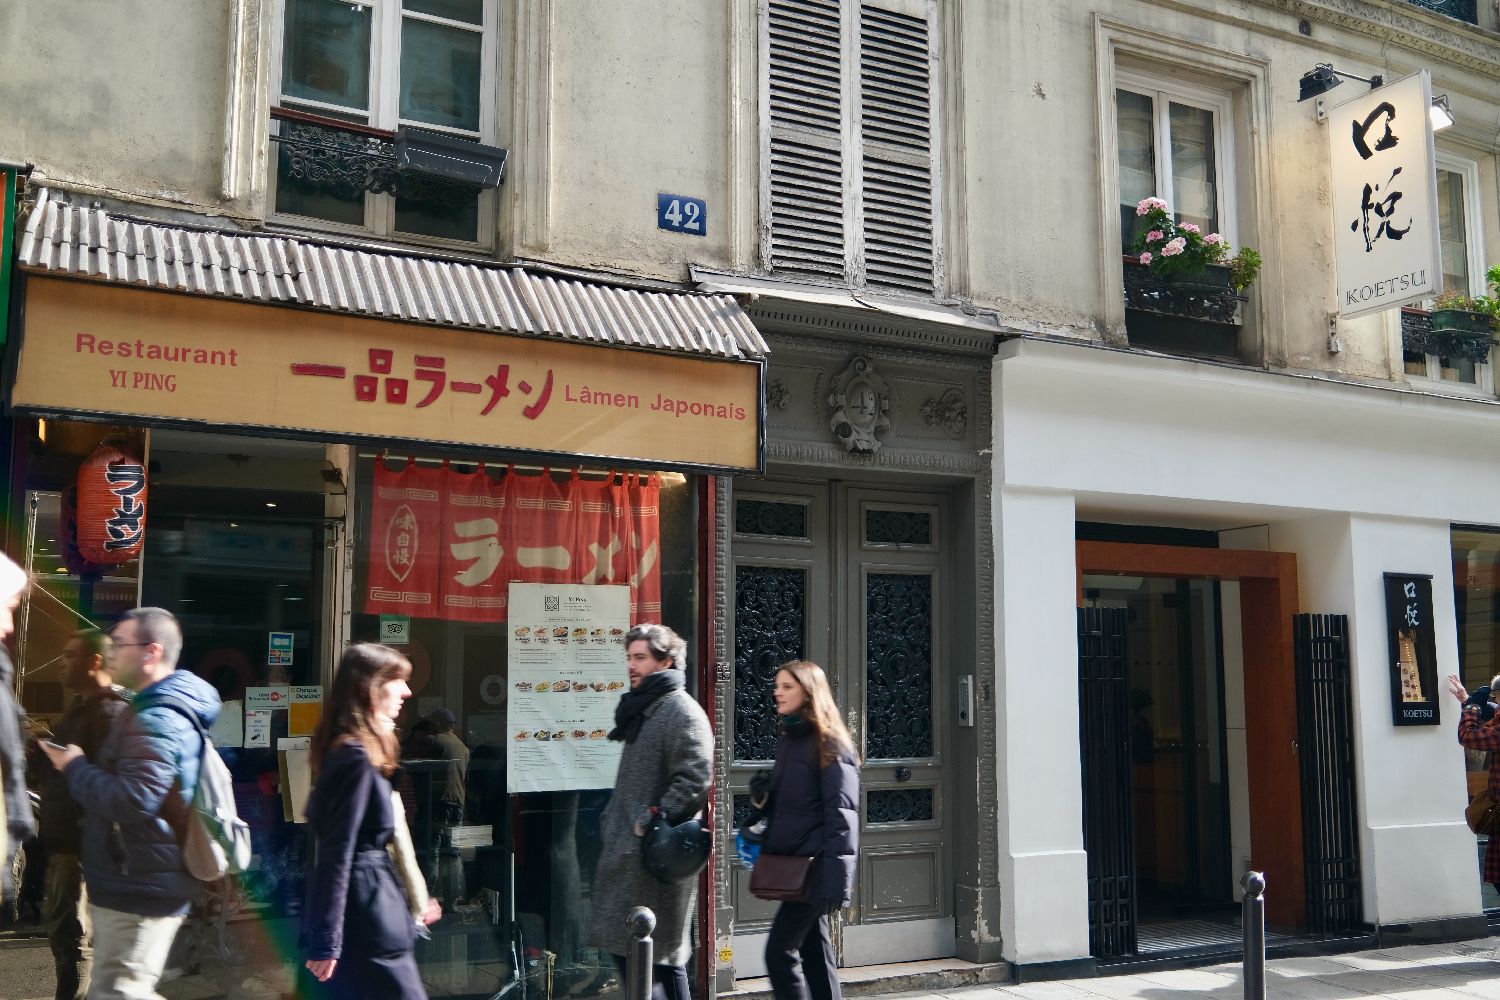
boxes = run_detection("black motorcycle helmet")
[640,813,712,883]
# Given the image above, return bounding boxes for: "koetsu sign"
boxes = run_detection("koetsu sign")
[1328,71,1442,320]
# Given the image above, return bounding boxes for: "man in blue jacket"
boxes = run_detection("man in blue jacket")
[40,607,220,1000]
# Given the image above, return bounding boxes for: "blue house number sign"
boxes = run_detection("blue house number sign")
[657,193,706,236]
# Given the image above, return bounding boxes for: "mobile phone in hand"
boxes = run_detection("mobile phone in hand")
[42,740,68,752]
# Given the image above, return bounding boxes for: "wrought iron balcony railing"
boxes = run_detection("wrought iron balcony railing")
[269,106,504,209]
[1122,258,1241,325]
[1401,307,1493,363]
[1404,0,1478,24]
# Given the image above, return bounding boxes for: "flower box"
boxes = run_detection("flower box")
[1401,308,1493,364]
[1122,258,1240,325]
[1429,308,1497,338]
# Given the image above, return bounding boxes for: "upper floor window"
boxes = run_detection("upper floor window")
[1115,74,1235,253]
[763,0,940,295]
[271,0,498,247]
[1403,157,1493,390]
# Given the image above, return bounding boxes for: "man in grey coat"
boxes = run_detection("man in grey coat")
[587,624,712,1000]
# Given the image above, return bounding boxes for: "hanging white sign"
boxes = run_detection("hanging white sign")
[1328,71,1442,320]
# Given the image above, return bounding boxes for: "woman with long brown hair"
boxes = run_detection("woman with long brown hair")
[757,660,860,1000]
[300,643,440,999]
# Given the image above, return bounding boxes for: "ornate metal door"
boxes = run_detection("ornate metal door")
[729,481,953,973]
[1078,606,1136,958]
[1294,614,1361,934]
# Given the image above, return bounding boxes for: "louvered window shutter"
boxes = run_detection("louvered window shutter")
[858,2,934,292]
[765,0,936,292]
[767,0,848,281]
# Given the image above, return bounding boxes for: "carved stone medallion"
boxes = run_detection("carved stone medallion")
[920,388,967,438]
[827,356,891,453]
[767,379,790,411]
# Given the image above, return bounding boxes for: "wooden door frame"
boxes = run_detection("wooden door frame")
[1076,541,1304,930]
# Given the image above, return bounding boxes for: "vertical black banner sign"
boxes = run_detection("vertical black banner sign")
[1383,573,1439,726]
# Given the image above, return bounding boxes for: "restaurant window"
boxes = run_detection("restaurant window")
[270,0,498,246]
[1454,526,1500,910]
[1404,160,1493,390]
[10,422,339,952]
[349,453,700,998]
[1115,73,1236,252]
[11,422,147,726]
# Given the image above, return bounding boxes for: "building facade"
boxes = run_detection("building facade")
[3,0,1500,996]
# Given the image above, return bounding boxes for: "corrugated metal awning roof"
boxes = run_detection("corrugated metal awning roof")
[17,188,767,360]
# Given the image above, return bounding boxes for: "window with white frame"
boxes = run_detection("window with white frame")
[271,0,498,246]
[1115,73,1235,253]
[1403,157,1493,390]
[763,0,940,295]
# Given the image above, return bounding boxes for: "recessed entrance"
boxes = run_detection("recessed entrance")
[1082,576,1234,935]
[1077,540,1304,957]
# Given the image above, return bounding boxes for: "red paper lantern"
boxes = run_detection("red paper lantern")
[60,485,110,579]
[76,440,148,564]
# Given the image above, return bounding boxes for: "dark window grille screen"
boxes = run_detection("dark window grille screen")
[866,572,934,759]
[734,565,807,760]
[865,508,932,546]
[1078,606,1136,957]
[1295,613,1363,934]
[735,499,808,538]
[866,788,934,823]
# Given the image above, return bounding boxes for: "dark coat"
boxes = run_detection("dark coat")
[0,648,32,902]
[762,727,860,905]
[586,687,713,966]
[300,741,418,977]
[40,685,130,854]
[64,669,220,917]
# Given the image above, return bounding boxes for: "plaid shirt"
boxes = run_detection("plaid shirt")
[1459,707,1500,886]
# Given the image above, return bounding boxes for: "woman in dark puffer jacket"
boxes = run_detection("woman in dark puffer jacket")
[759,661,860,1000]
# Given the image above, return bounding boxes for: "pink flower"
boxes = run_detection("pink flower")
[1161,237,1187,257]
[1147,230,1164,243]
[1182,223,1201,234]
[1135,196,1169,216]
[1204,233,1223,245]
[1139,252,1153,265]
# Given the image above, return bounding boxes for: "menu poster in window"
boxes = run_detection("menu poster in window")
[1383,572,1440,726]
[507,583,631,792]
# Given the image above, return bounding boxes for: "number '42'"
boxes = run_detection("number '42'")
[657,193,707,236]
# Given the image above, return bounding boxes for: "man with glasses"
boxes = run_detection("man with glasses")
[36,630,128,1000]
[39,608,221,1000]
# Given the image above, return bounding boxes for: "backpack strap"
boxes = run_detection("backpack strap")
[143,695,208,841]
[148,695,210,742]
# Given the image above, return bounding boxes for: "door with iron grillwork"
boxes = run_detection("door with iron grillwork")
[1294,614,1361,935]
[1078,606,1136,958]
[729,481,954,973]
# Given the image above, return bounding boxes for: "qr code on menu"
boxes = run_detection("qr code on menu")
[545,596,560,611]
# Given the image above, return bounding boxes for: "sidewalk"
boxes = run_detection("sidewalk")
[884,939,1500,1000]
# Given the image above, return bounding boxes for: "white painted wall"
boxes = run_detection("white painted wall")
[998,340,1500,525]
[1344,517,1479,922]
[996,343,1494,935]
[991,482,1091,964]
[1271,513,1480,924]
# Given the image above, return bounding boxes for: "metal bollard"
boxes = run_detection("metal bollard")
[1241,871,1266,1000]
[626,906,656,1000]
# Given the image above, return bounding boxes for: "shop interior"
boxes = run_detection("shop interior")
[10,419,702,1000]
[1082,575,1235,944]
